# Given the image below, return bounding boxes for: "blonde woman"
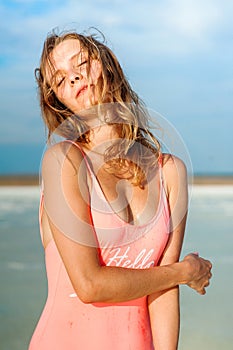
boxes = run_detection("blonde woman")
[29,31,212,350]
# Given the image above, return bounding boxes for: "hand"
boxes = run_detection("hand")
[182,253,212,295]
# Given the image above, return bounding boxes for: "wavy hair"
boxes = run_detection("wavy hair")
[35,29,161,187]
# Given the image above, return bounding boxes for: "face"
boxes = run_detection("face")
[48,39,102,114]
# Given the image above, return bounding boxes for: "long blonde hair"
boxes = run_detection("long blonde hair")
[35,30,161,187]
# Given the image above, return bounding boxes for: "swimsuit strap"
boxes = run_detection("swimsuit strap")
[158,152,163,167]
[64,140,165,194]
[158,152,165,189]
[64,140,94,175]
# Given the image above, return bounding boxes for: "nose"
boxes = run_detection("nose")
[70,76,81,85]
[69,71,82,85]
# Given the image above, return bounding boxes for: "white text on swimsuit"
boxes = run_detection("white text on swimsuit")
[106,247,155,269]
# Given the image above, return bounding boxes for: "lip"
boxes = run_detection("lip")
[76,85,89,98]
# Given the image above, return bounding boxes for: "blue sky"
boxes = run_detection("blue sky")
[0,0,232,174]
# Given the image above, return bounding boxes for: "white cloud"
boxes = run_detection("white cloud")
[111,0,225,56]
[1,0,231,59]
[0,0,232,164]
[162,0,220,38]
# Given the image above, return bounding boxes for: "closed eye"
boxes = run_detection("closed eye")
[79,60,87,67]
[57,77,65,87]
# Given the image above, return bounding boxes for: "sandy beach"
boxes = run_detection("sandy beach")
[0,175,40,186]
[192,175,233,185]
[0,174,233,186]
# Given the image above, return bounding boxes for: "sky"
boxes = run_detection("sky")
[0,0,232,175]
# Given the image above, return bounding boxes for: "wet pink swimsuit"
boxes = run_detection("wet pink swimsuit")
[29,142,170,350]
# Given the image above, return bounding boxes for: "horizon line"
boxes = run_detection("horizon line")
[0,173,233,186]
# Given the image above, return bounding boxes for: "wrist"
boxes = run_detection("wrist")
[175,260,190,285]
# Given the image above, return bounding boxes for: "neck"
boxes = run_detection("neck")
[83,123,120,154]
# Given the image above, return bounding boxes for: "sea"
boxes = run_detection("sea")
[0,185,233,350]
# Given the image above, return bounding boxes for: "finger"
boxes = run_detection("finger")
[204,280,210,287]
[205,259,212,269]
[199,288,206,295]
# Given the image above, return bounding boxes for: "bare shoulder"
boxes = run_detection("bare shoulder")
[43,141,83,162]
[42,141,85,175]
[162,153,187,174]
[162,153,187,192]
[41,141,90,220]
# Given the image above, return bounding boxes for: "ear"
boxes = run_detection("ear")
[90,59,102,83]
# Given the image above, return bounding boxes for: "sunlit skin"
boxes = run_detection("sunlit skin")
[49,39,102,114]
[45,39,163,229]
[29,35,213,350]
[46,37,212,344]
[48,39,121,156]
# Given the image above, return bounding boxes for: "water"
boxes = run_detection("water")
[0,187,46,350]
[180,185,233,349]
[0,185,232,349]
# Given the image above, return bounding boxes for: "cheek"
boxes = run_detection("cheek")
[90,60,102,83]
[53,90,72,111]
[55,85,69,103]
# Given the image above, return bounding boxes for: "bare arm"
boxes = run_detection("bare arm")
[148,155,188,349]
[42,143,212,304]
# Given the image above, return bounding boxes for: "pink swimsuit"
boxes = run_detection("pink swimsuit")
[28,142,170,350]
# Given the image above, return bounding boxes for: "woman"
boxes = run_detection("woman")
[29,30,212,350]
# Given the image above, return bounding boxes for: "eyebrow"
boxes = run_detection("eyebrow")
[48,49,88,85]
[70,50,87,63]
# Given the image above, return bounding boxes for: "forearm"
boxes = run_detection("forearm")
[148,287,180,350]
[75,262,186,304]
